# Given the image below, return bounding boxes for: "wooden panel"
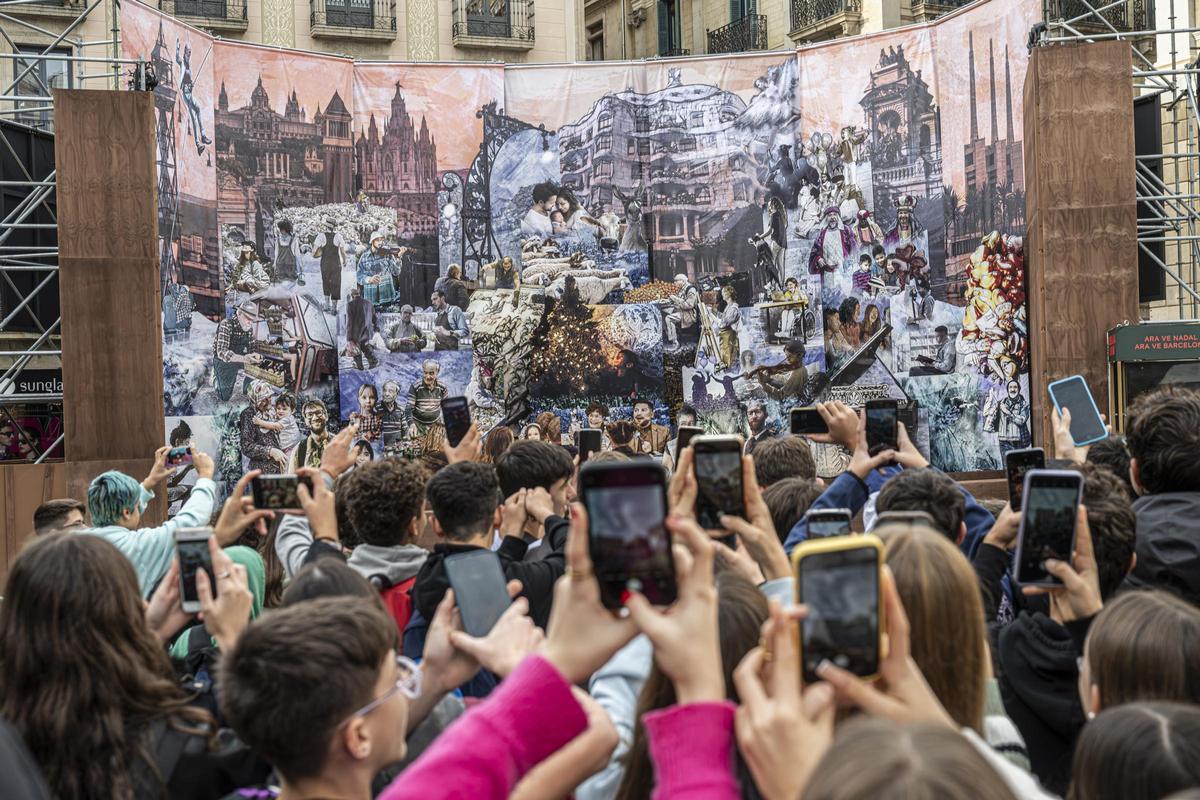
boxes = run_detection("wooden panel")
[0,464,68,582]
[52,89,158,261]
[1023,42,1138,448]
[65,457,168,527]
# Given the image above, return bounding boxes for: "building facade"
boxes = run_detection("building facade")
[355,83,440,233]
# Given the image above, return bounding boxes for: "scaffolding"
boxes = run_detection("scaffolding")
[1040,0,1200,319]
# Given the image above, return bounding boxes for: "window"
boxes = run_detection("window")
[729,0,755,21]
[689,111,704,129]
[465,0,511,37]
[587,20,604,61]
[635,115,651,134]
[175,0,233,19]
[661,214,683,237]
[678,136,696,151]
[656,0,681,55]
[693,161,709,176]
[627,139,637,156]
[14,46,72,130]
[325,0,374,28]
[638,139,651,156]
[596,160,614,178]
[596,133,612,152]
[598,110,613,132]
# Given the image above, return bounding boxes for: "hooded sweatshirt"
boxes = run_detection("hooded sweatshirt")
[997,611,1085,796]
[347,543,429,586]
[1122,492,1200,606]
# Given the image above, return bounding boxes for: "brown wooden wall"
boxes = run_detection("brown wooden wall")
[0,464,67,583]
[1023,42,1139,447]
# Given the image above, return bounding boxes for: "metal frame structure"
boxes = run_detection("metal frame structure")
[0,0,136,462]
[1039,0,1200,318]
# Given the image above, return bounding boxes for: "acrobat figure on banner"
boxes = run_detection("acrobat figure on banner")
[176,41,211,156]
[837,126,869,190]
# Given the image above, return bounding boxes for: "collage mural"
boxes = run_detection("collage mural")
[122,0,1036,498]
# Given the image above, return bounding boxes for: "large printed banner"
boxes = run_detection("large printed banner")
[122,0,1036,492]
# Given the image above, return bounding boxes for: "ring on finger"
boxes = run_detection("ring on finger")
[216,570,232,580]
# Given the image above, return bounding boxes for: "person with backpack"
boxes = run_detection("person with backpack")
[312,218,344,313]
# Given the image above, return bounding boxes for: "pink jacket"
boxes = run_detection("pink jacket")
[381,655,739,800]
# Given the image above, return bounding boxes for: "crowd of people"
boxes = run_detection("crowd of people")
[6,385,1200,799]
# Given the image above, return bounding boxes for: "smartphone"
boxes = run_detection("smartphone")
[579,460,676,610]
[793,535,884,685]
[865,399,899,457]
[441,396,472,448]
[791,407,828,436]
[692,435,746,530]
[175,527,215,613]
[165,445,192,467]
[1013,469,1084,586]
[873,510,937,529]
[577,428,603,463]
[444,550,512,637]
[805,508,852,539]
[676,425,703,452]
[251,474,314,512]
[1047,375,1108,447]
[1005,447,1046,512]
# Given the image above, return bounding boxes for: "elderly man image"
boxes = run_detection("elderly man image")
[429,290,469,351]
[386,304,427,353]
[663,272,700,351]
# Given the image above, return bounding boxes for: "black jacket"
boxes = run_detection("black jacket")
[0,719,49,800]
[1122,492,1200,605]
[997,611,1086,796]
[411,515,569,630]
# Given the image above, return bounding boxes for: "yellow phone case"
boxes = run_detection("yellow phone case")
[791,533,886,683]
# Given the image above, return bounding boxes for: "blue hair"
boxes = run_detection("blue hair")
[87,471,143,526]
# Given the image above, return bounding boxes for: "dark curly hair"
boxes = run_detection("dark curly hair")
[338,459,429,547]
[1126,386,1200,494]
[875,468,965,543]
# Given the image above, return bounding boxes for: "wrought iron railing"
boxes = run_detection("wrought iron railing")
[790,0,860,31]
[160,0,247,23]
[707,14,766,54]
[1044,0,1150,32]
[664,47,691,56]
[452,0,535,41]
[311,0,396,33]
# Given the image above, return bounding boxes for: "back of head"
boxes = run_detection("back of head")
[1085,589,1200,710]
[495,440,574,498]
[1126,386,1200,494]
[877,525,986,732]
[219,597,395,783]
[875,468,965,542]
[535,411,562,443]
[763,477,823,543]
[282,559,381,607]
[802,718,1017,800]
[1069,702,1200,800]
[0,534,196,798]
[425,461,501,541]
[338,459,429,547]
[753,435,817,486]
[1085,435,1135,498]
[482,426,515,464]
[588,450,631,464]
[32,498,86,535]
[1076,463,1137,600]
[86,470,143,526]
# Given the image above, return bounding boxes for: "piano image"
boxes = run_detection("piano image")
[243,294,337,393]
[811,323,919,429]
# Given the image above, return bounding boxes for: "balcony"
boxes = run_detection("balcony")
[3,0,84,20]
[910,0,973,22]
[310,0,397,41]
[160,0,248,32]
[1044,0,1155,57]
[663,48,691,56]
[707,14,767,54]
[452,0,535,51]
[789,0,862,44]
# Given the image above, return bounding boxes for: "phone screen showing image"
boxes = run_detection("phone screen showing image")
[865,401,898,456]
[441,397,471,448]
[1005,448,1046,512]
[177,537,215,605]
[582,463,675,610]
[798,546,880,684]
[806,511,851,539]
[694,444,745,529]
[166,446,192,467]
[251,475,312,511]
[1016,472,1082,585]
[791,407,827,436]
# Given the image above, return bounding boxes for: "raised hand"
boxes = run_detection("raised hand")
[624,515,724,704]
[443,583,545,680]
[1021,505,1103,621]
[500,489,530,539]
[444,423,482,464]
[214,470,275,545]
[145,559,192,642]
[806,400,859,451]
[319,423,359,478]
[849,411,896,481]
[296,467,337,541]
[893,422,928,470]
[145,446,175,487]
[667,445,698,521]
[719,455,790,581]
[195,535,255,652]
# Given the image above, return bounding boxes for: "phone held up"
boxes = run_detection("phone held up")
[165,445,192,467]
[1047,375,1109,447]
[251,474,314,513]
[792,534,885,685]
[691,435,746,531]
[577,427,603,463]
[676,425,703,453]
[1013,469,1084,587]
[805,508,852,539]
[579,460,676,611]
[790,406,829,436]
[175,527,215,613]
[440,396,472,448]
[1005,447,1045,512]
[865,399,899,458]
[444,549,512,637]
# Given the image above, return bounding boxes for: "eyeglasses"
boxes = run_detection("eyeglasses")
[342,654,421,725]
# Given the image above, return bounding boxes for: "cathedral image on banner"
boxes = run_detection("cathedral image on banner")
[121,0,1038,486]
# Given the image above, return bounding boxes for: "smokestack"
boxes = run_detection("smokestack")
[1005,43,1015,143]
[968,32,978,142]
[989,39,999,144]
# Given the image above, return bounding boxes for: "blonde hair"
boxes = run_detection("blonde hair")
[876,524,987,733]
